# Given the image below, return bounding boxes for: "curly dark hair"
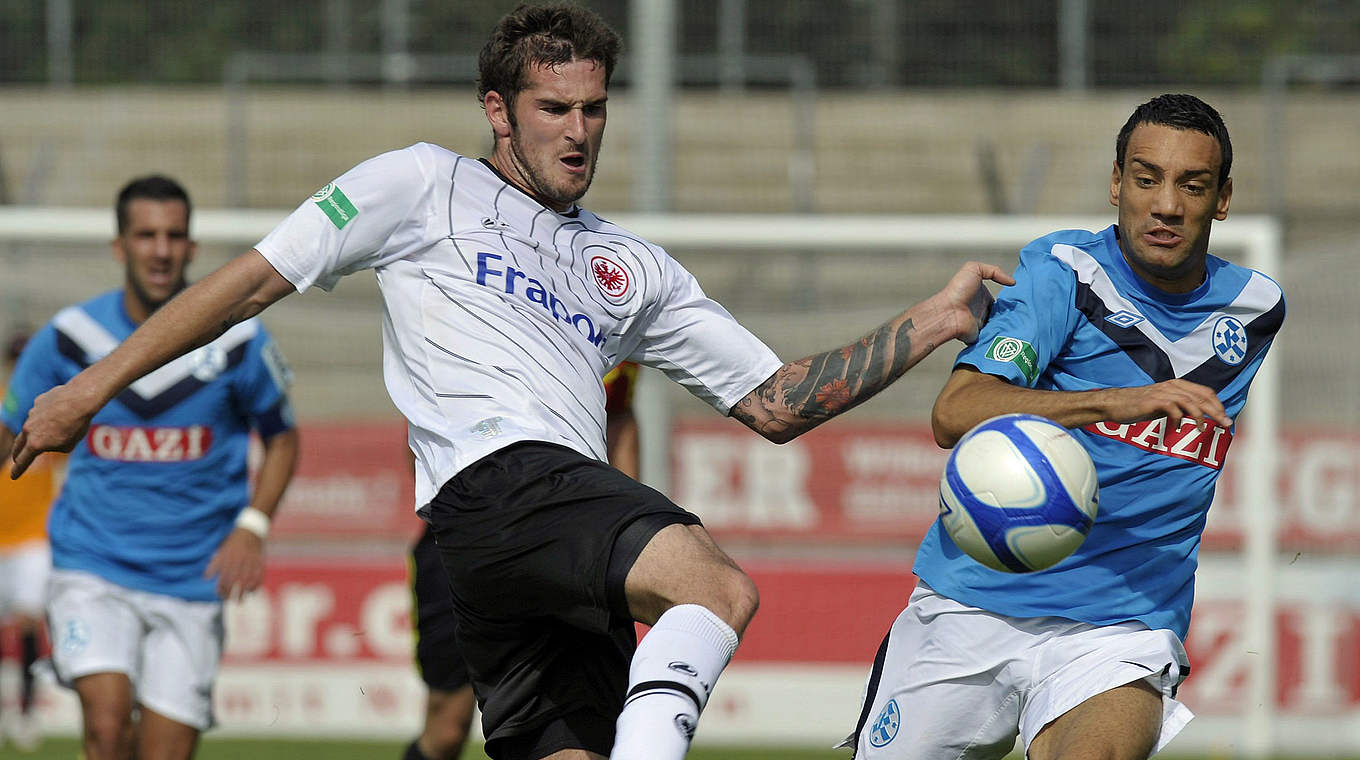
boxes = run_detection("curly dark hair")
[1115,93,1232,189]
[477,3,621,115]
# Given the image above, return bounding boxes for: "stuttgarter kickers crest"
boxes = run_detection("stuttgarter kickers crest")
[591,255,630,299]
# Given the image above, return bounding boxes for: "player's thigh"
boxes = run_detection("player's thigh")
[136,591,223,732]
[73,671,137,731]
[427,441,698,632]
[48,570,142,687]
[1028,680,1162,760]
[1018,620,1192,757]
[849,585,1023,760]
[623,522,756,630]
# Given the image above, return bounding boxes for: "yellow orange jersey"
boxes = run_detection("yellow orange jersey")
[602,361,638,415]
[1,391,62,549]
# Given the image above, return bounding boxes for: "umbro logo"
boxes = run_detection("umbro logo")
[1105,310,1145,328]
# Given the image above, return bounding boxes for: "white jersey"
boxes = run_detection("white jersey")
[257,142,783,509]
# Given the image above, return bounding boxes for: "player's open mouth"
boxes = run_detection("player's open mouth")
[1143,228,1182,247]
[561,155,587,171]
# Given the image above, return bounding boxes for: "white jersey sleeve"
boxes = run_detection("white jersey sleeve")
[255,143,438,292]
[629,254,782,415]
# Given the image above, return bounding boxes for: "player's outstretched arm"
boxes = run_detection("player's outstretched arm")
[207,427,300,600]
[9,250,296,478]
[730,262,1013,444]
[931,367,1233,448]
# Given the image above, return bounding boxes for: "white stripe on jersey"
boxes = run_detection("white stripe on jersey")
[54,306,259,399]
[1050,244,1281,376]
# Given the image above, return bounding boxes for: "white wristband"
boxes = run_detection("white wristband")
[235,507,271,539]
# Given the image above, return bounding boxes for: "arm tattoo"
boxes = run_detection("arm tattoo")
[732,316,924,442]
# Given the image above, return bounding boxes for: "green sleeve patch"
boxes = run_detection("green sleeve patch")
[312,183,360,230]
[2,388,17,417]
[983,336,1039,384]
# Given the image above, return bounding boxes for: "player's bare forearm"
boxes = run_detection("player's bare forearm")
[250,426,300,520]
[730,300,958,444]
[209,427,296,599]
[932,369,1109,447]
[10,250,294,477]
[90,250,293,400]
[931,368,1232,448]
[728,261,1012,444]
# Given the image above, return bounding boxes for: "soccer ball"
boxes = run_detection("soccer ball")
[938,414,1099,573]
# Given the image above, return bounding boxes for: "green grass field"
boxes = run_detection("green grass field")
[10,737,849,760]
[12,738,1335,760]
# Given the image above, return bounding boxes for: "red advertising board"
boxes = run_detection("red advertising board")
[220,557,1360,718]
[263,419,1360,550]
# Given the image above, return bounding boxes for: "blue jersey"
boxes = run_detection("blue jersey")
[914,225,1284,639]
[0,290,294,601]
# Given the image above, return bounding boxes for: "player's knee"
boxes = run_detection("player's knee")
[714,569,759,634]
[82,710,133,757]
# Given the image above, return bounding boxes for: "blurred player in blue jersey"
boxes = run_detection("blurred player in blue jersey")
[404,362,640,760]
[0,176,300,760]
[848,94,1285,760]
[8,6,1009,759]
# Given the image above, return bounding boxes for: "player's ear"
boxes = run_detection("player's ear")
[111,234,127,266]
[1108,160,1122,208]
[1214,176,1232,221]
[485,90,513,139]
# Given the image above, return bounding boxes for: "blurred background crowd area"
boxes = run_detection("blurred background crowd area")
[1,0,1356,427]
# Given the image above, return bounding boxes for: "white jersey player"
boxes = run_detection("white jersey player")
[9,5,1010,759]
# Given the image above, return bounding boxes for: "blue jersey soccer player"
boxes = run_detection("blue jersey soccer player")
[848,94,1284,760]
[0,176,299,760]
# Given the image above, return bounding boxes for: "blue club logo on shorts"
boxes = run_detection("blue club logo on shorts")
[1212,316,1248,365]
[61,618,91,656]
[869,698,901,747]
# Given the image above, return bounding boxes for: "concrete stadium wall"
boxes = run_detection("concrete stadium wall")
[1,87,1357,219]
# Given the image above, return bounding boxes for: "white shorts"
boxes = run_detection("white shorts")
[47,569,223,731]
[0,541,51,618]
[847,582,1193,759]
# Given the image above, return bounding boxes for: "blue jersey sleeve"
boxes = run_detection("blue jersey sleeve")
[955,239,1081,387]
[232,329,295,439]
[1,323,67,434]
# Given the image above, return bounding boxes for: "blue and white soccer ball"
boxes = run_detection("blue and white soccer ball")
[938,414,1099,573]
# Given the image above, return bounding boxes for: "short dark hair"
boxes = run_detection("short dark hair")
[115,175,192,234]
[1116,94,1232,189]
[477,3,621,113]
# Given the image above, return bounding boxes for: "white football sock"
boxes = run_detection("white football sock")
[610,604,739,760]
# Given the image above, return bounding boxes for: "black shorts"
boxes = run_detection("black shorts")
[409,525,471,692]
[421,441,701,759]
